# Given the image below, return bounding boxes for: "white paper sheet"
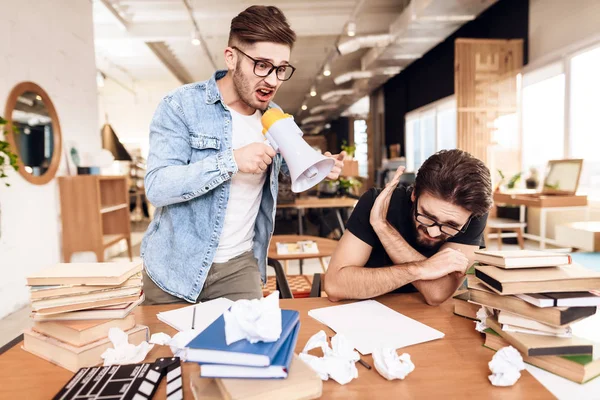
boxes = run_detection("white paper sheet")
[308,300,444,355]
[526,364,600,400]
[157,297,233,332]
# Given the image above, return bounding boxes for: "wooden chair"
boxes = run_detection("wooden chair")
[310,273,324,297]
[267,258,293,299]
[485,205,526,249]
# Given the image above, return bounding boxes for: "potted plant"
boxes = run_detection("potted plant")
[0,116,19,239]
[525,167,539,189]
[338,177,362,197]
[0,116,19,187]
[340,140,356,159]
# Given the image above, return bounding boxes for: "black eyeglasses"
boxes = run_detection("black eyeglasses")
[232,46,296,81]
[413,197,472,237]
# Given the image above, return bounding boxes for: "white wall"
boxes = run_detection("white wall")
[98,77,180,159]
[0,0,100,319]
[529,0,600,63]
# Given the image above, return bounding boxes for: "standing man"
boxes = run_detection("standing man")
[324,149,492,305]
[141,5,343,304]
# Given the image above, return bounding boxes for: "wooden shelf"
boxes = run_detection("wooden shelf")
[103,234,127,248]
[59,175,132,262]
[100,203,128,214]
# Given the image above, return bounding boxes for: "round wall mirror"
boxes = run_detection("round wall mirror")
[4,82,62,185]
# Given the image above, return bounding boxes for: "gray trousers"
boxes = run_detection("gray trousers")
[142,251,263,305]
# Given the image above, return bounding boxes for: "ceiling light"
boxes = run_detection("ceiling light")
[417,15,475,22]
[310,86,317,97]
[310,104,338,114]
[395,37,441,44]
[191,30,201,46]
[393,54,422,60]
[346,21,356,37]
[35,95,42,101]
[382,66,402,75]
[301,115,326,125]
[334,70,373,85]
[323,63,331,77]
[337,34,392,56]
[321,89,354,103]
[301,104,308,111]
[17,96,34,107]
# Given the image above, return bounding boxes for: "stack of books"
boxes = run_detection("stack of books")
[469,250,600,384]
[186,309,301,379]
[186,309,324,399]
[22,261,148,372]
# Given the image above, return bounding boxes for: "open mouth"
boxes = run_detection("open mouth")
[255,87,274,102]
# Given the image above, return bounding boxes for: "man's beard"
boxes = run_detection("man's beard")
[232,68,269,112]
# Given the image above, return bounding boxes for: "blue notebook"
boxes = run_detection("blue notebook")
[199,320,300,378]
[185,309,300,367]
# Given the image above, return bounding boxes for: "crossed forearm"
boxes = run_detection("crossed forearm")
[372,222,460,305]
[326,262,421,301]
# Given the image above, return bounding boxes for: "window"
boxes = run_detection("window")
[521,43,600,199]
[521,68,565,175]
[570,45,600,198]
[437,105,457,151]
[353,119,368,177]
[405,97,456,172]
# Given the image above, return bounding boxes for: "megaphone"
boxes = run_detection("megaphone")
[261,108,335,193]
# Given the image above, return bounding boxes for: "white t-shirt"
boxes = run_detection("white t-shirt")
[213,109,267,263]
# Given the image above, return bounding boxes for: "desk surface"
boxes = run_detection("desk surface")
[277,196,358,209]
[493,191,588,208]
[0,295,551,399]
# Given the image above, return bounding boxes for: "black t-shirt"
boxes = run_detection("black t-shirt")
[346,185,488,293]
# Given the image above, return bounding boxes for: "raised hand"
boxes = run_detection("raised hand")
[324,151,346,180]
[369,166,405,229]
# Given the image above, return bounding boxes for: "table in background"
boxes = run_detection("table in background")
[0,294,552,399]
[277,196,358,235]
[269,234,338,275]
[493,191,590,249]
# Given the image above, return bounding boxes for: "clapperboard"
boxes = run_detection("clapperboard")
[52,357,183,400]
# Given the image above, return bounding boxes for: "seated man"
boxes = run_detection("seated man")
[324,149,492,305]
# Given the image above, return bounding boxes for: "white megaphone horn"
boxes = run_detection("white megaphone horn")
[261,108,335,193]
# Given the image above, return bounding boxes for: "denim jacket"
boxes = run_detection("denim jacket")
[141,70,284,302]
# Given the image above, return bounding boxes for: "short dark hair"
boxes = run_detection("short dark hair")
[414,149,492,217]
[229,6,296,48]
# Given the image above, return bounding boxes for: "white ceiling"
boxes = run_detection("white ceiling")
[93,0,497,133]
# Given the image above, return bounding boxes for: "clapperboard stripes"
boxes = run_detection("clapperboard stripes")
[52,357,182,400]
[165,358,183,400]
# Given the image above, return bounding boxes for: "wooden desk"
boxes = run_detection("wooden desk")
[0,295,551,399]
[269,234,338,274]
[277,196,358,235]
[493,192,590,249]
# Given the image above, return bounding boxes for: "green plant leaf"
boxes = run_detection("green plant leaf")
[0,114,20,186]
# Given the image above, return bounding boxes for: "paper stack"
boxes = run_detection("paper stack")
[22,261,148,372]
[468,250,600,384]
[276,240,319,255]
